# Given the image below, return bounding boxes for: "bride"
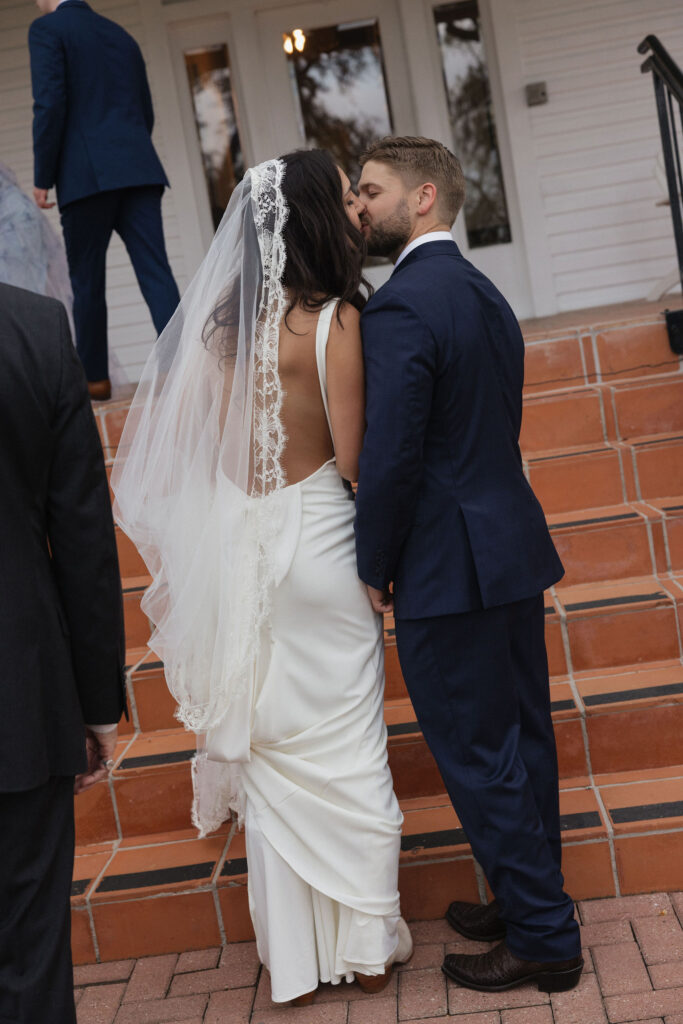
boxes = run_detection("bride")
[112,149,413,1004]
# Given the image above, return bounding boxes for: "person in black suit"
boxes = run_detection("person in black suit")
[28,0,180,400]
[0,282,126,1024]
[354,137,583,995]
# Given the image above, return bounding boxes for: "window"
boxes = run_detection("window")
[184,44,245,229]
[284,19,393,180]
[434,1,511,247]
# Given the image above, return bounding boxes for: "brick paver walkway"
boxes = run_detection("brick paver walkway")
[74,892,683,1023]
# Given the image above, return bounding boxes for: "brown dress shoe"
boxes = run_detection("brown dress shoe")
[88,378,111,401]
[442,940,583,994]
[290,987,317,1006]
[445,899,506,941]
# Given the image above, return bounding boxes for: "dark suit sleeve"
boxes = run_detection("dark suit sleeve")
[46,306,127,725]
[139,49,155,134]
[28,18,67,191]
[355,294,436,589]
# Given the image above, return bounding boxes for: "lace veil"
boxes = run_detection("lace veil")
[112,160,289,835]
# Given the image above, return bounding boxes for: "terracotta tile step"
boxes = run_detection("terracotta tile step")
[526,430,683,514]
[521,314,682,398]
[70,765,683,964]
[552,574,683,673]
[78,654,683,844]
[547,501,683,585]
[520,373,683,453]
[386,578,683,686]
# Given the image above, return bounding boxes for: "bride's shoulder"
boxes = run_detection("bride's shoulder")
[330,300,360,334]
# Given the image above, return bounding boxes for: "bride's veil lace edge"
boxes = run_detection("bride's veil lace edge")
[110,159,289,835]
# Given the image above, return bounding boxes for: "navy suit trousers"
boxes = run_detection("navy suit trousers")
[396,594,580,961]
[0,777,76,1024]
[60,185,180,380]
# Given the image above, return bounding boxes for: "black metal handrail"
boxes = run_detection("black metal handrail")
[638,35,683,352]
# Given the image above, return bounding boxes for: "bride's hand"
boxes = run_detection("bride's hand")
[367,584,393,614]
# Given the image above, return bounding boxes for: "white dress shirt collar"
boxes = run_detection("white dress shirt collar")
[394,230,454,269]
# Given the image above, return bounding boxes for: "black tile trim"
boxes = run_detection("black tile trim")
[560,811,602,831]
[221,857,248,877]
[125,660,164,674]
[97,861,215,893]
[122,585,147,595]
[610,800,683,824]
[550,512,639,530]
[385,627,396,639]
[71,878,90,896]
[401,828,468,851]
[529,447,610,464]
[400,811,601,853]
[387,722,421,737]
[544,606,555,616]
[387,702,575,737]
[564,592,665,612]
[663,504,683,512]
[119,749,194,770]
[584,681,683,706]
[134,660,164,673]
[633,434,683,448]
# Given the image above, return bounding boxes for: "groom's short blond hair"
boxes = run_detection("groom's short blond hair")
[360,136,466,226]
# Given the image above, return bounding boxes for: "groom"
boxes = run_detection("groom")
[354,136,583,993]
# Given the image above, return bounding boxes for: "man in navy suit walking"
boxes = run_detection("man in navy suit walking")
[354,136,583,994]
[29,0,180,399]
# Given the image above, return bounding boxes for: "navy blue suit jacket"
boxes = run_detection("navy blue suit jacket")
[28,0,168,208]
[355,240,564,620]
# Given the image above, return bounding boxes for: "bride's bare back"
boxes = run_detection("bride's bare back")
[279,300,365,485]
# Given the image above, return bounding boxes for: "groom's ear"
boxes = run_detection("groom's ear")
[415,182,438,217]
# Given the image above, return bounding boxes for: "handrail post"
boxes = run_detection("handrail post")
[653,74,683,292]
[639,36,683,353]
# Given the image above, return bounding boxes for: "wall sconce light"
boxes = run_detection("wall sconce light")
[283,29,306,54]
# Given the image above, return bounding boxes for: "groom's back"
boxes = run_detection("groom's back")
[358,241,563,618]
[28,2,167,207]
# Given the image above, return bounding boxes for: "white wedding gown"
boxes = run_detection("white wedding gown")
[216,301,408,1002]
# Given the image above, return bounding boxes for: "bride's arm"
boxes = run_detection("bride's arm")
[326,301,365,482]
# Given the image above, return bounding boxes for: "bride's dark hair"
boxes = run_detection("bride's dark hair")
[203,149,371,355]
[279,148,372,323]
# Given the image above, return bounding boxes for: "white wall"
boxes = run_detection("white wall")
[0,0,188,382]
[512,0,683,311]
[3,0,683,377]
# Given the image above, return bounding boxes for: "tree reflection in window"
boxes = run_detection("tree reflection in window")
[185,45,245,229]
[284,20,393,182]
[434,1,511,248]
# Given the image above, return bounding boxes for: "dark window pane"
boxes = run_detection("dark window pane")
[184,44,245,229]
[284,19,393,181]
[434,1,511,248]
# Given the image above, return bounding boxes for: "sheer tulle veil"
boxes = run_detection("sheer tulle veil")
[111,160,289,835]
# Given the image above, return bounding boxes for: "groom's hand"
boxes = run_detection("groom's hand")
[367,584,393,614]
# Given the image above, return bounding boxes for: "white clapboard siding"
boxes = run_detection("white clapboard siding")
[0,0,187,382]
[515,0,683,311]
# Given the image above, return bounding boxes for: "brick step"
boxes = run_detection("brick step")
[384,576,683,689]
[547,500,683,587]
[70,764,683,964]
[520,373,683,453]
[525,433,683,514]
[76,654,683,844]
[520,307,681,397]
